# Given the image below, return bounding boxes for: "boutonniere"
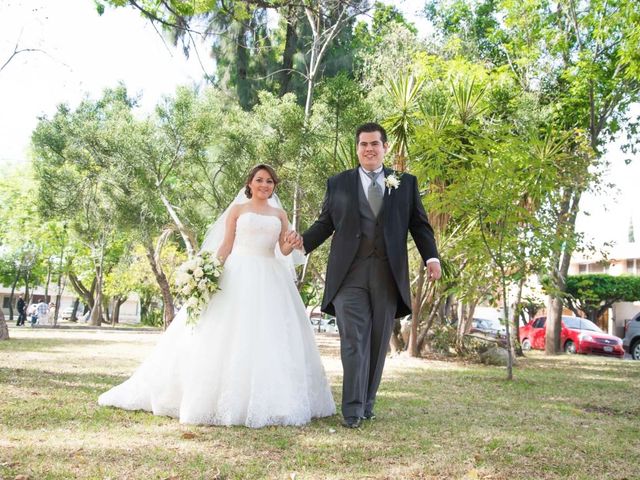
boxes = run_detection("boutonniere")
[384,172,402,194]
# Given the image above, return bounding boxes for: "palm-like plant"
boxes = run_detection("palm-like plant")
[383,73,426,171]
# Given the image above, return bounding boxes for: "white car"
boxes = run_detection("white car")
[60,306,75,320]
[311,316,338,334]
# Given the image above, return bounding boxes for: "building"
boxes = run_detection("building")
[1,283,140,324]
[569,241,640,338]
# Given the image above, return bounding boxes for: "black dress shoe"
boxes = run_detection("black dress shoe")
[341,416,362,429]
[362,411,376,420]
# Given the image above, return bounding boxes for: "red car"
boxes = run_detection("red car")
[519,315,624,358]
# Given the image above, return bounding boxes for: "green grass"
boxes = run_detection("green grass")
[1,327,639,479]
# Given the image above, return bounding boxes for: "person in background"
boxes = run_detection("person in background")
[16,295,26,326]
[35,300,50,326]
[27,302,38,327]
[48,302,55,324]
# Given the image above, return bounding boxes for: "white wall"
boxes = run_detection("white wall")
[0,284,140,323]
[613,301,640,337]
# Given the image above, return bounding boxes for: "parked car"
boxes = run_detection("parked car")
[470,318,506,338]
[60,306,75,320]
[310,316,338,334]
[623,313,640,360]
[519,315,624,358]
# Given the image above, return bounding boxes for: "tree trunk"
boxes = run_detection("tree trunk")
[90,263,103,327]
[279,7,299,97]
[111,296,126,325]
[455,299,479,354]
[511,276,526,357]
[70,298,80,322]
[546,293,563,354]
[546,183,583,353]
[416,296,444,352]
[44,259,52,302]
[8,272,19,321]
[499,272,514,380]
[0,309,8,340]
[53,274,66,327]
[409,263,426,356]
[103,296,111,325]
[68,273,96,313]
[389,318,404,353]
[144,234,175,329]
[157,189,198,258]
[235,21,251,110]
[23,272,31,305]
[89,240,106,327]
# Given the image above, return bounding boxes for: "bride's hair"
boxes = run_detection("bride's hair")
[245,164,279,198]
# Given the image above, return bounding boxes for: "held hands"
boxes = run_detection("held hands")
[284,230,304,250]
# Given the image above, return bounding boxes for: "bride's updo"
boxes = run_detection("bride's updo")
[245,164,279,198]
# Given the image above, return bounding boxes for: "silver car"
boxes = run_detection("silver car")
[623,313,640,360]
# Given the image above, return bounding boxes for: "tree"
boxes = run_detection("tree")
[370,47,585,364]
[31,87,135,325]
[0,165,46,317]
[353,2,420,92]
[565,274,640,322]
[423,0,640,355]
[424,0,507,65]
[100,1,368,109]
[0,35,45,75]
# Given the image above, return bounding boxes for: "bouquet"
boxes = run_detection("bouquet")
[175,251,223,326]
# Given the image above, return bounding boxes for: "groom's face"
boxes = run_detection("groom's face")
[357,131,388,172]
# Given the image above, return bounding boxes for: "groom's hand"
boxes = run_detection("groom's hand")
[292,232,304,250]
[427,261,441,281]
[286,231,304,250]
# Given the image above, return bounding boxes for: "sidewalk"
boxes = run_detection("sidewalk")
[10,319,160,333]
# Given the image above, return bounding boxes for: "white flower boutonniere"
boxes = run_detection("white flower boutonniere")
[384,172,402,194]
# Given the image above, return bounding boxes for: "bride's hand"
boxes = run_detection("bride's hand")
[216,245,231,264]
[285,231,302,249]
[280,231,298,254]
[282,231,295,249]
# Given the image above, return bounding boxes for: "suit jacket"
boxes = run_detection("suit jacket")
[302,167,439,318]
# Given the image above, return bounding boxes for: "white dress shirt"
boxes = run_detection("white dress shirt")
[359,166,439,266]
[358,166,385,200]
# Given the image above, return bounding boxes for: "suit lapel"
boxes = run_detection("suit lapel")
[347,168,362,226]
[382,166,394,223]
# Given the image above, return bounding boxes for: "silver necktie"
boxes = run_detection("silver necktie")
[366,170,383,216]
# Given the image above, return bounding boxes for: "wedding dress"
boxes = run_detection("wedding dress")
[98,211,336,427]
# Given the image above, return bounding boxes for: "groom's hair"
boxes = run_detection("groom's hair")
[356,122,387,144]
[245,164,279,198]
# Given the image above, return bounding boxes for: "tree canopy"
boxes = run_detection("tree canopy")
[566,274,640,321]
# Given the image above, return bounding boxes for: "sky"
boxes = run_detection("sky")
[0,0,208,164]
[1,0,638,251]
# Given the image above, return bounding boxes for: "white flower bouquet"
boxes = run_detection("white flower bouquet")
[175,251,223,326]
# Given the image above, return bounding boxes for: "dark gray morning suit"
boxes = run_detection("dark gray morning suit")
[302,167,438,418]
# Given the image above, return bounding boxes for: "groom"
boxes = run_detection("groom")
[300,122,441,428]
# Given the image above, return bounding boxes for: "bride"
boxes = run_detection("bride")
[98,164,336,427]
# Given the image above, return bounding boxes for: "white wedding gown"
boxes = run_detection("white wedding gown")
[99,212,336,427]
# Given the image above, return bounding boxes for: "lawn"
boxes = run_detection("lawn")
[1,326,638,480]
